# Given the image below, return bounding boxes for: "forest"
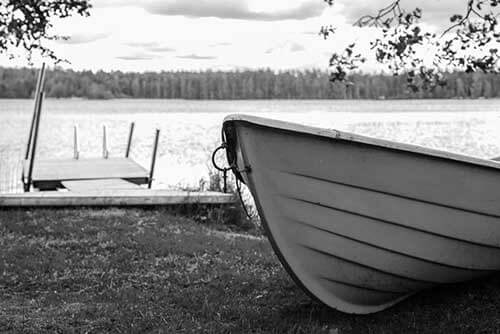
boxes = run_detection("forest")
[0,66,499,100]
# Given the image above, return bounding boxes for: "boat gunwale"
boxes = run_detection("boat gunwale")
[223,114,500,170]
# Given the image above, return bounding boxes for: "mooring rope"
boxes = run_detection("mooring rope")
[211,142,230,193]
[211,134,253,220]
[235,177,252,220]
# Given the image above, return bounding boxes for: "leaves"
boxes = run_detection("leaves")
[329,44,366,83]
[319,25,336,39]
[0,0,92,63]
[324,0,500,91]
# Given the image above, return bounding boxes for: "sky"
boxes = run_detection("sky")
[0,0,465,72]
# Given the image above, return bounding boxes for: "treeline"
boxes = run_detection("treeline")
[0,66,499,99]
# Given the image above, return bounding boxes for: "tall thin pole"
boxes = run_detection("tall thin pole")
[125,122,135,158]
[25,91,44,192]
[148,129,160,189]
[73,125,79,159]
[102,125,109,159]
[25,63,46,160]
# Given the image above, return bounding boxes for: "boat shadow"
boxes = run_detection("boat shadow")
[273,273,500,333]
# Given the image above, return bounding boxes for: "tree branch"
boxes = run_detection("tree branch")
[324,0,500,91]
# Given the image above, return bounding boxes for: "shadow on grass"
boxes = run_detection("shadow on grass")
[1,208,500,333]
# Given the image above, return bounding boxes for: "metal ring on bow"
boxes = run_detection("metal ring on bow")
[211,143,230,173]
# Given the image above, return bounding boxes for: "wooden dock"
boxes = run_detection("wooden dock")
[21,65,160,192]
[61,179,142,191]
[5,64,234,208]
[0,190,236,207]
[23,158,149,191]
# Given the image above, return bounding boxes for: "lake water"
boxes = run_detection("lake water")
[2,98,500,193]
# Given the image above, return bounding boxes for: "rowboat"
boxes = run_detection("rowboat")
[219,114,500,314]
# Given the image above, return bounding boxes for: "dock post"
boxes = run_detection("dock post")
[24,63,46,161]
[223,169,227,193]
[102,125,109,159]
[25,91,45,192]
[125,122,135,158]
[148,129,160,189]
[73,125,80,159]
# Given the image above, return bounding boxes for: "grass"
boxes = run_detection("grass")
[2,208,500,333]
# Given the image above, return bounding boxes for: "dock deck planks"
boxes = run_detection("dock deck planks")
[62,179,141,192]
[0,190,236,207]
[23,158,150,190]
[23,158,149,182]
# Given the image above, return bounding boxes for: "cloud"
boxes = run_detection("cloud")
[148,46,176,52]
[117,52,161,60]
[290,42,305,52]
[145,0,324,21]
[126,41,176,53]
[58,32,110,44]
[126,41,158,48]
[93,0,138,8]
[265,42,305,54]
[176,54,217,60]
[209,42,232,47]
[302,30,319,36]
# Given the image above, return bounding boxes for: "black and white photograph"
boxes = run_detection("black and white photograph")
[1,0,500,332]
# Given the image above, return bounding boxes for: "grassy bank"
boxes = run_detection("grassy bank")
[2,208,500,333]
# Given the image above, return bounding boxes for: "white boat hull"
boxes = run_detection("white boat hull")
[222,114,500,314]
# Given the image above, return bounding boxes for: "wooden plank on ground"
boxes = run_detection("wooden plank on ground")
[0,190,236,207]
[23,158,149,183]
[62,179,141,192]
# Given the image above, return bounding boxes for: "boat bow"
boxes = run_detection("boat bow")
[221,114,500,314]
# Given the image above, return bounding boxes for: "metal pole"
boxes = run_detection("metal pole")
[148,129,160,189]
[102,125,109,159]
[223,169,227,193]
[73,125,79,159]
[25,91,44,192]
[24,63,46,160]
[125,122,135,158]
